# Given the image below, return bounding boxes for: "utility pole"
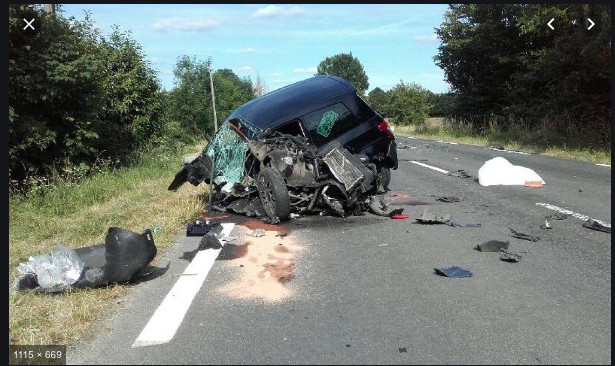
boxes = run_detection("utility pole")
[208,59,218,132]
[44,4,56,15]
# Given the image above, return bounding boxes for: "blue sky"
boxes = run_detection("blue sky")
[62,4,451,94]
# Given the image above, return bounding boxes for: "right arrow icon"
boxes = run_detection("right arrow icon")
[587,18,595,30]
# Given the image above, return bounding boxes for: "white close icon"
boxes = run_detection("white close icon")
[23,18,35,30]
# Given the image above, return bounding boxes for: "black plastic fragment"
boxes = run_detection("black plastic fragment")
[508,227,540,242]
[448,169,471,178]
[475,240,509,252]
[500,249,522,262]
[436,196,460,203]
[582,219,611,233]
[186,219,216,236]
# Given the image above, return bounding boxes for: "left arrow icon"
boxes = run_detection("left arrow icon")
[547,18,555,30]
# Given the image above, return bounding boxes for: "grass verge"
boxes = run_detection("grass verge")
[9,142,209,345]
[393,118,611,164]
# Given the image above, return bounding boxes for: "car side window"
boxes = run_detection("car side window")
[274,119,306,137]
[303,103,358,146]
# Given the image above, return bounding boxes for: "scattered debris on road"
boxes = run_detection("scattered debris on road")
[582,219,611,233]
[251,228,266,237]
[524,181,543,188]
[508,227,540,242]
[186,219,215,236]
[415,210,451,224]
[436,196,461,203]
[540,220,552,229]
[14,227,157,293]
[448,169,471,178]
[499,249,522,263]
[446,221,482,228]
[434,266,473,278]
[475,240,510,252]
[545,213,569,221]
[478,157,545,186]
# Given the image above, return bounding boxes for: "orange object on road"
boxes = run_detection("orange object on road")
[524,181,543,188]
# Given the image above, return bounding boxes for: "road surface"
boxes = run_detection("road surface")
[70,136,611,364]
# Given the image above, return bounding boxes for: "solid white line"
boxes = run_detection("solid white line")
[595,163,611,167]
[132,223,235,347]
[536,203,610,228]
[488,147,530,155]
[409,161,450,174]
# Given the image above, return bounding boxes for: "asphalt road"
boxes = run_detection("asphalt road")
[70,136,611,365]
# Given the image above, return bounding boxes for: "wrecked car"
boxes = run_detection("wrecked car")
[169,75,398,222]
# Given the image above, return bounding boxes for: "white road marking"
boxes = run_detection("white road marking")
[488,147,530,155]
[536,203,610,228]
[595,163,611,167]
[132,223,236,347]
[409,161,450,174]
[436,140,459,145]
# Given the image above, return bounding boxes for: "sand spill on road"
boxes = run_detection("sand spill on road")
[216,224,303,302]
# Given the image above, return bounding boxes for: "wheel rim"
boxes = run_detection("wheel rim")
[259,175,276,216]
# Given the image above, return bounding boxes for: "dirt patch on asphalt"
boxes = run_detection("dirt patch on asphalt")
[216,225,303,302]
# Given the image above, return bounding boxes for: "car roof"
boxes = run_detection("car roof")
[232,75,356,130]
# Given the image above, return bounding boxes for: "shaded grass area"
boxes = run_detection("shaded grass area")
[9,143,209,345]
[393,118,611,164]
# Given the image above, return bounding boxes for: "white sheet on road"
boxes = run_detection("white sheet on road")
[478,157,545,186]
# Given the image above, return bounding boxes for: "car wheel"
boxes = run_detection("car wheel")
[379,167,391,191]
[256,167,291,221]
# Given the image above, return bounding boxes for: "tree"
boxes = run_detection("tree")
[9,4,166,185]
[385,81,431,126]
[316,52,369,96]
[367,87,388,116]
[168,57,254,135]
[434,4,611,145]
[95,27,164,157]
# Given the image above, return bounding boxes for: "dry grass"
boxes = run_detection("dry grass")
[392,118,611,164]
[9,142,209,345]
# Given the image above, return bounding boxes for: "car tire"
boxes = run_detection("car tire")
[256,167,291,222]
[380,167,391,191]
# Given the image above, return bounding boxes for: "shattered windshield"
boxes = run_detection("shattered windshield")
[205,119,259,191]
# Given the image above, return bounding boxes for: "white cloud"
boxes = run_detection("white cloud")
[148,57,166,65]
[243,47,256,54]
[413,35,438,43]
[293,67,317,75]
[252,5,305,19]
[239,66,253,73]
[152,17,219,32]
[271,73,282,78]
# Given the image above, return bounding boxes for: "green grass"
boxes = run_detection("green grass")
[393,118,611,164]
[9,142,209,345]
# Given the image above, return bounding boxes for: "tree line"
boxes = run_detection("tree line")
[9,4,254,189]
[435,4,610,146]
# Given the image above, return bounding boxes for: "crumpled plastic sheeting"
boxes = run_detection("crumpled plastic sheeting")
[478,157,545,186]
[13,245,84,293]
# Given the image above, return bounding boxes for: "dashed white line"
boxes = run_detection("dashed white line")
[595,163,611,167]
[132,223,236,347]
[409,161,450,174]
[536,203,610,228]
[488,147,530,155]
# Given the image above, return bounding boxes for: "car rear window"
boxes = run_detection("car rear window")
[303,102,362,146]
